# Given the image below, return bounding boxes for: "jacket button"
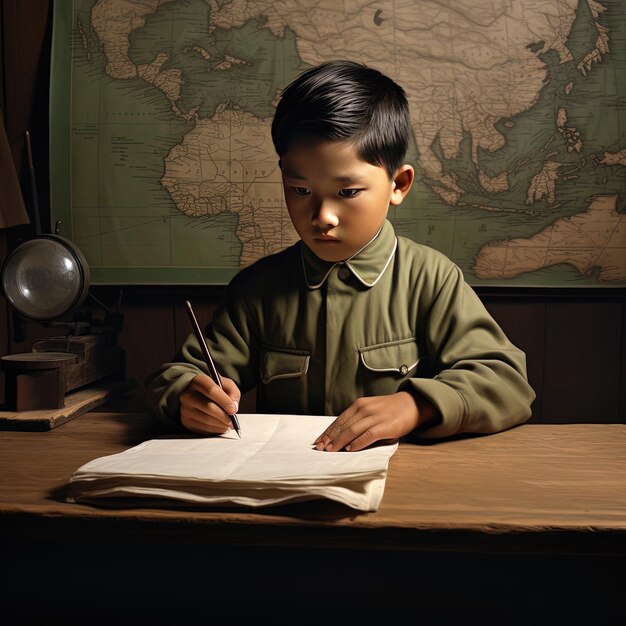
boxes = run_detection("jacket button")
[338,266,351,281]
[399,364,409,375]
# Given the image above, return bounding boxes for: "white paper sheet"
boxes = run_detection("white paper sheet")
[68,414,398,511]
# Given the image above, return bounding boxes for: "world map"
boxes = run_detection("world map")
[50,0,626,286]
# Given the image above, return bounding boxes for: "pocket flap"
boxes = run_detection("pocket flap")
[359,339,419,375]
[261,348,310,384]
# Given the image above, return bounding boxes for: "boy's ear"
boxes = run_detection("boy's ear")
[389,164,414,206]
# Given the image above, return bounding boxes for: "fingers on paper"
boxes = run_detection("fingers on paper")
[314,394,418,452]
[314,399,386,452]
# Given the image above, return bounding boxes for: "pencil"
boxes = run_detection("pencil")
[184,300,242,438]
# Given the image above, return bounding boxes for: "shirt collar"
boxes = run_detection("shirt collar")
[300,220,397,289]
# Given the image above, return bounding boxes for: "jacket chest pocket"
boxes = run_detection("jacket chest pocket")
[258,346,310,413]
[359,338,420,396]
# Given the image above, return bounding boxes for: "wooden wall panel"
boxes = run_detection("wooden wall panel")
[543,300,623,423]
[115,295,177,411]
[483,300,545,422]
[618,298,626,424]
[0,235,6,402]
[4,287,625,422]
[0,0,53,405]
[0,4,3,103]
[1,0,52,227]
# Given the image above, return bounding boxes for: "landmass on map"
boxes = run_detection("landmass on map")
[473,195,626,281]
[160,104,296,266]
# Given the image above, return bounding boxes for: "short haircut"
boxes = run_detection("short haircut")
[271,60,411,179]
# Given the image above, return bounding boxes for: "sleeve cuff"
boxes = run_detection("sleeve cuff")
[400,377,468,439]
[145,370,198,432]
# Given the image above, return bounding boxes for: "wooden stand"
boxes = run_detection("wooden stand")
[0,378,136,430]
[1,334,126,412]
[0,335,131,429]
[32,334,125,393]
[1,352,78,411]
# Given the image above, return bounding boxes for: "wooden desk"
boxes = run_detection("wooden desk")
[1,412,625,623]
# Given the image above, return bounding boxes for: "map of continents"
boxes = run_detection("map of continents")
[50,0,626,285]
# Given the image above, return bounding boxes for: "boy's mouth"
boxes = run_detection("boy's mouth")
[314,235,340,243]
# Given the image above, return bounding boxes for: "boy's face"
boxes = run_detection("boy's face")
[280,140,413,263]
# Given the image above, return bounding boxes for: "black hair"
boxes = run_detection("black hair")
[271,60,411,179]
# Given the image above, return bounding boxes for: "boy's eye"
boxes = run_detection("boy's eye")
[292,187,310,196]
[338,188,362,198]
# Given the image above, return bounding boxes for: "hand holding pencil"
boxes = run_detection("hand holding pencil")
[178,300,242,437]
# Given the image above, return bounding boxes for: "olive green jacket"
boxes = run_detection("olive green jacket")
[145,220,535,439]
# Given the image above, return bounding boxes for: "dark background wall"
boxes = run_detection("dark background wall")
[1,1,625,422]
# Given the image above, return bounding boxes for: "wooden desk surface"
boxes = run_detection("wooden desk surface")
[1,411,625,554]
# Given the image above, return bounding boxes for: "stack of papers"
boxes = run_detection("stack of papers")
[67,414,398,511]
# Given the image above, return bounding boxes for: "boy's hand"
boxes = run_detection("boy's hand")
[179,374,241,435]
[314,391,436,452]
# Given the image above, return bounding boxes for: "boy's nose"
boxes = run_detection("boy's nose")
[312,201,339,229]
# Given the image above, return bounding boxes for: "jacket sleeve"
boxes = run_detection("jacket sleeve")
[401,264,535,439]
[144,275,260,430]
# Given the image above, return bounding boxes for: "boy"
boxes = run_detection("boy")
[145,60,535,451]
